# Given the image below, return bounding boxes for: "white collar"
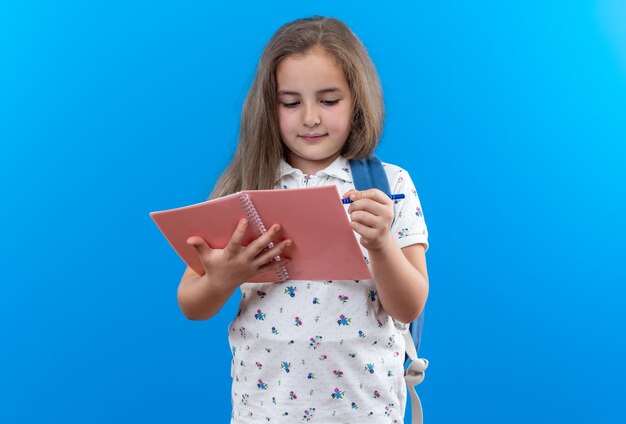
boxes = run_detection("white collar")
[276,155,353,183]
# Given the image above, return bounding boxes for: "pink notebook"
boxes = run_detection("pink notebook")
[149,185,372,282]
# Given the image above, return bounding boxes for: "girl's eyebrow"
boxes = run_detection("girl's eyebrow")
[278,87,342,96]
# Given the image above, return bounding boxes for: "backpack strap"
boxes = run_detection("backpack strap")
[349,155,391,195]
[349,155,429,424]
[403,330,429,424]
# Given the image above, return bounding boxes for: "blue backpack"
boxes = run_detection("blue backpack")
[349,155,429,424]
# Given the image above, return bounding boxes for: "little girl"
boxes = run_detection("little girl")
[177,16,430,423]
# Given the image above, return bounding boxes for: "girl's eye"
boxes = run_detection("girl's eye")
[282,102,299,108]
[321,100,339,106]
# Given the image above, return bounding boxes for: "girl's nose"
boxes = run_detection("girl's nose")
[302,104,321,127]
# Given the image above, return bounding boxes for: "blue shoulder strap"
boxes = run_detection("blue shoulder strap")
[349,155,391,195]
[348,155,424,355]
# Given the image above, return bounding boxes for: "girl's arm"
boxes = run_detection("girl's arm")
[343,189,429,324]
[177,219,292,320]
[367,240,429,324]
[177,266,240,321]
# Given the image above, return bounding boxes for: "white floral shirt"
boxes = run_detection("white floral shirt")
[228,155,429,423]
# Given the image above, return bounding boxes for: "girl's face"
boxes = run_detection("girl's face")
[276,46,353,175]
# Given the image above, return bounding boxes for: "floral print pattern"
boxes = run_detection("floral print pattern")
[228,156,428,422]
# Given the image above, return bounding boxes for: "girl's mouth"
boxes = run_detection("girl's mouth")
[300,134,327,142]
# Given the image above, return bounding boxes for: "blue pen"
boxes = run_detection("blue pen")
[341,193,405,204]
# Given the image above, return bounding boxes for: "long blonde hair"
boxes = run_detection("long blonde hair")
[210,16,384,199]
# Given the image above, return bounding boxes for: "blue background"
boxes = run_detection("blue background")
[1,1,625,422]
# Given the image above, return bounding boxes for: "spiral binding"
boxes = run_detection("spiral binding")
[238,192,290,282]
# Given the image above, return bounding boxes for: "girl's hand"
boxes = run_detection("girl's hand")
[186,219,292,288]
[343,189,395,251]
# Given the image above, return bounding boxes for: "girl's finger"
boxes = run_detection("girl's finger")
[350,210,380,229]
[225,218,248,255]
[348,198,389,217]
[186,236,211,254]
[342,189,356,198]
[246,224,282,258]
[186,236,212,273]
[352,189,392,205]
[256,258,291,276]
[351,220,377,240]
[253,239,293,266]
